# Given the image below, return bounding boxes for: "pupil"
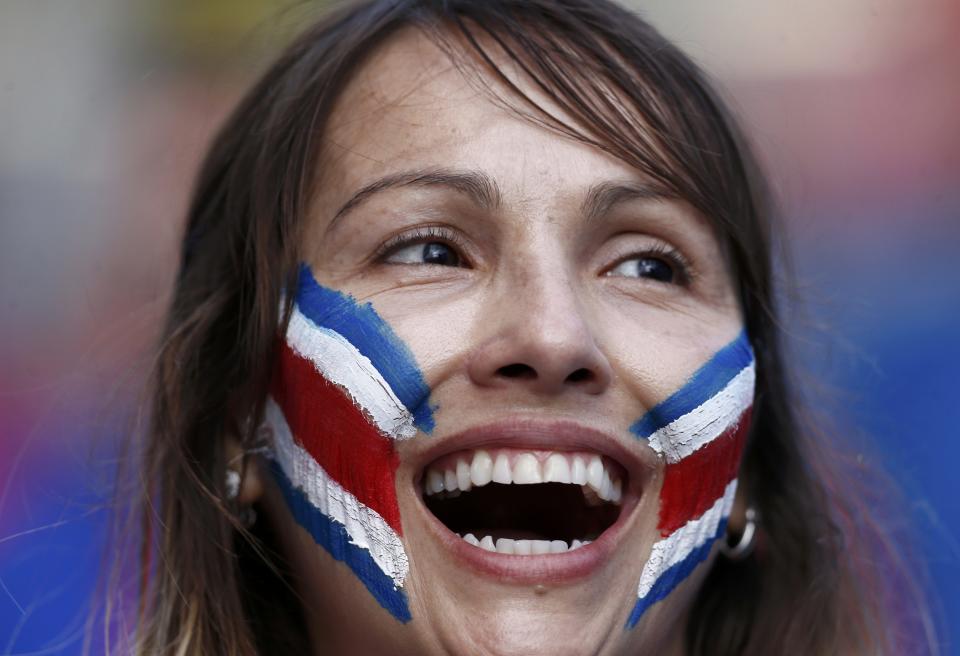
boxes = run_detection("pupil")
[637,258,672,282]
[422,242,458,266]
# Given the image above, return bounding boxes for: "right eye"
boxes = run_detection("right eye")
[377,225,471,268]
[384,241,463,267]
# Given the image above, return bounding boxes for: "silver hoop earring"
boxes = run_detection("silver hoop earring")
[224,427,272,526]
[719,507,758,560]
[224,436,272,502]
[225,468,257,527]
[225,468,241,500]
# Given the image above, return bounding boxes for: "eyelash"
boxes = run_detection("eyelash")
[375,227,693,284]
[375,225,471,265]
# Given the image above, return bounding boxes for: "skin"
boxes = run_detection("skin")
[241,28,747,656]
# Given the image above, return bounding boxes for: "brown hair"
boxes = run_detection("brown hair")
[125,1,933,653]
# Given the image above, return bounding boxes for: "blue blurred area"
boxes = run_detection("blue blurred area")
[0,420,115,655]
[794,198,960,646]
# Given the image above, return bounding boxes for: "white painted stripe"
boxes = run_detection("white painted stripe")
[265,398,409,587]
[636,479,738,599]
[647,363,755,464]
[286,307,416,440]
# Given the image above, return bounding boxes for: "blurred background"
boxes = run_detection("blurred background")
[1,0,957,653]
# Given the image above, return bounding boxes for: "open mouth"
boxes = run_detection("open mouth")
[421,448,626,555]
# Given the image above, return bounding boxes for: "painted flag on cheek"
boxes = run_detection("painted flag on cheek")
[626,331,755,628]
[265,264,436,623]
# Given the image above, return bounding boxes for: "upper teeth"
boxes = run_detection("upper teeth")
[423,449,623,504]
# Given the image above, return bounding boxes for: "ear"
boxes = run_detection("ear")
[224,434,266,506]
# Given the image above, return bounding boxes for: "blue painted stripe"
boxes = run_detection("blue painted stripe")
[624,519,727,629]
[294,263,435,433]
[270,460,412,623]
[630,331,753,440]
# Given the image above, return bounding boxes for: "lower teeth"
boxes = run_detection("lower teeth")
[461,533,591,554]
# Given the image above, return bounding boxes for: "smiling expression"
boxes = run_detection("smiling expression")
[258,29,753,656]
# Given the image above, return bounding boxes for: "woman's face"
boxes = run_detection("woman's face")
[260,30,750,655]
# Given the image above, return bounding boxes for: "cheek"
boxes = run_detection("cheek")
[263,264,437,624]
[354,282,482,377]
[626,330,755,627]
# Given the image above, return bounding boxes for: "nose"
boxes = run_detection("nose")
[467,272,613,397]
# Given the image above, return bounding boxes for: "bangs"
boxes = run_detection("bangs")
[410,2,753,232]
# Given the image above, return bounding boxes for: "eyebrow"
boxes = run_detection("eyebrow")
[328,169,673,231]
[329,168,503,229]
[580,180,674,223]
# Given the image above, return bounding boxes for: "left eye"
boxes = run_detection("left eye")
[384,241,463,267]
[607,256,675,283]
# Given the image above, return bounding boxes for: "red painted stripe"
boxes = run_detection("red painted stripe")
[657,408,752,536]
[272,340,402,534]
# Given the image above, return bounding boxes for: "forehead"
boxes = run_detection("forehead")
[316,27,647,208]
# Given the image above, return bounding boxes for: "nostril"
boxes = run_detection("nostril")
[565,368,594,384]
[497,363,537,380]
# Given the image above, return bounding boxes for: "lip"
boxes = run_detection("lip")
[409,418,650,584]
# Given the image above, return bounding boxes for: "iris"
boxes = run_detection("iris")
[422,242,460,266]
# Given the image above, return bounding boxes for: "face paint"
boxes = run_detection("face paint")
[625,331,755,628]
[265,264,436,623]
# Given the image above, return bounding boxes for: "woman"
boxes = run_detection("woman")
[131,0,928,653]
